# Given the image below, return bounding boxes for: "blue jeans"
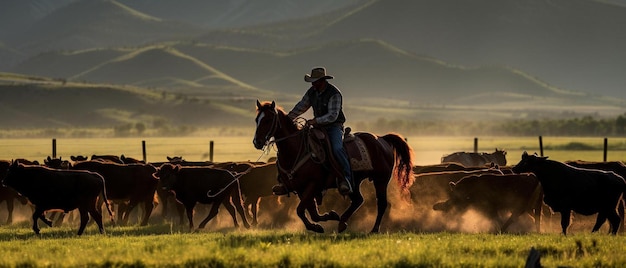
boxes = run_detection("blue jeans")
[325,125,352,185]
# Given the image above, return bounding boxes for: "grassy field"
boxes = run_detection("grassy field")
[0,224,625,267]
[1,135,626,267]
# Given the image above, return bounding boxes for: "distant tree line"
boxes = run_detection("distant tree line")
[356,113,626,137]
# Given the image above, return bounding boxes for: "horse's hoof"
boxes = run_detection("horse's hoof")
[328,211,340,221]
[338,222,348,233]
[308,224,324,233]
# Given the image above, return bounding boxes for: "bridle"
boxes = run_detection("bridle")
[256,107,305,149]
[255,106,317,193]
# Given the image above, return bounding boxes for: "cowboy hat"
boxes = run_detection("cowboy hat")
[304,67,334,82]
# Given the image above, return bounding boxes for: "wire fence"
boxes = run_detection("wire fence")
[0,136,624,166]
[0,137,276,164]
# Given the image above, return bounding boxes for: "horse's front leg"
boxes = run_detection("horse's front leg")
[307,197,340,223]
[296,184,324,233]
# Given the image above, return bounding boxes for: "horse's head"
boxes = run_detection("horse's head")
[253,100,279,150]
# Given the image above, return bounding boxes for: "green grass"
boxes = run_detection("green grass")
[1,136,626,266]
[0,224,625,267]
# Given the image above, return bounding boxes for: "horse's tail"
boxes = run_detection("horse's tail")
[381,133,414,193]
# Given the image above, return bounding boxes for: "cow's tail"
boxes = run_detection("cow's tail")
[99,180,115,224]
[381,133,414,193]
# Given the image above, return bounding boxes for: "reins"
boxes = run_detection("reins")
[258,108,316,192]
[205,165,252,198]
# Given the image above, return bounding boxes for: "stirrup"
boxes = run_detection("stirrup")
[272,184,289,195]
[338,180,352,195]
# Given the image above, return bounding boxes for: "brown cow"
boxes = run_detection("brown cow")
[72,161,158,225]
[2,161,114,235]
[410,168,504,209]
[432,173,543,233]
[441,149,507,167]
[153,163,250,230]
[120,155,145,164]
[91,154,123,164]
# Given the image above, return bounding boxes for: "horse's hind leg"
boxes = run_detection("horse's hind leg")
[370,178,390,233]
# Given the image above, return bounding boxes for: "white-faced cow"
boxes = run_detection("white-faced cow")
[1,161,113,235]
[153,163,250,231]
[512,152,626,235]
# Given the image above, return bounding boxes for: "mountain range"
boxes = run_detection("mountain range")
[1,0,625,130]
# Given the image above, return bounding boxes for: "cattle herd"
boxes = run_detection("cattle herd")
[1,149,625,236]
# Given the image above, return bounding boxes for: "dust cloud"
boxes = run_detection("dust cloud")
[0,184,612,235]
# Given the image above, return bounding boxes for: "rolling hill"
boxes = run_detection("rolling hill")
[2,0,626,130]
[193,0,626,99]
[7,39,625,126]
[4,0,205,56]
[0,73,254,129]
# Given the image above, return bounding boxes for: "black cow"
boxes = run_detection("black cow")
[44,156,72,169]
[0,160,29,224]
[217,162,277,226]
[1,161,113,235]
[512,152,626,235]
[72,161,158,225]
[432,173,543,233]
[153,163,250,230]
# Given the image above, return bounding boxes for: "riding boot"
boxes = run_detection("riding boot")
[272,171,290,195]
[338,174,353,195]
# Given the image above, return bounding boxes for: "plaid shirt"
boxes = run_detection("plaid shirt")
[288,88,343,125]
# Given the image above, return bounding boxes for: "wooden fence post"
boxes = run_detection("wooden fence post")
[538,136,544,157]
[142,140,147,163]
[209,141,214,162]
[52,138,56,158]
[474,137,478,153]
[604,137,608,162]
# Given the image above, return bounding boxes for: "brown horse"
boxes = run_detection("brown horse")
[253,100,413,233]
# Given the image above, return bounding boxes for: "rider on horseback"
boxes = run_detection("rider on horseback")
[272,67,354,196]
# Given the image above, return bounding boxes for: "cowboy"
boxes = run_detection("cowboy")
[272,67,353,195]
